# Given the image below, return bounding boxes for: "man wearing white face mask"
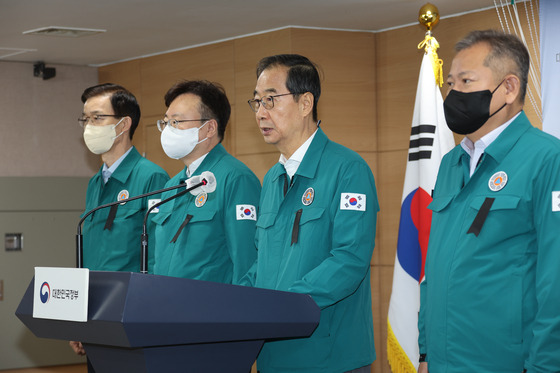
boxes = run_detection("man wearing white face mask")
[72,83,169,370]
[152,80,260,285]
[79,83,169,272]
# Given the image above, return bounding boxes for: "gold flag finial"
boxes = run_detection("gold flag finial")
[418,3,440,31]
[417,3,444,87]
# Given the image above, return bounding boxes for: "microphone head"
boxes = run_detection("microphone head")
[185,175,202,192]
[200,171,217,193]
[188,171,217,195]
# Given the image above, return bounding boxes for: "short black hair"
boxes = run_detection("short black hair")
[256,54,321,122]
[455,29,530,104]
[81,83,141,139]
[164,80,231,141]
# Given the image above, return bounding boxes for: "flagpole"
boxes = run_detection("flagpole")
[417,3,443,88]
[386,3,455,373]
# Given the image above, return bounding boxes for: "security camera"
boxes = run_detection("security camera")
[33,61,56,80]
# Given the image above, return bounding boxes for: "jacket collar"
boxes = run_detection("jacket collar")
[270,127,328,182]
[94,146,142,185]
[180,143,228,180]
[450,111,531,167]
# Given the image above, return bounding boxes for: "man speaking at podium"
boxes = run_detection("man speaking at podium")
[153,80,261,285]
[242,54,379,373]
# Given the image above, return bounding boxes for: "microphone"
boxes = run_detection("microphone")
[140,171,216,274]
[186,171,217,194]
[76,181,189,269]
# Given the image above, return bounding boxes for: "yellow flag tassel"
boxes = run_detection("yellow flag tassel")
[418,32,444,87]
[387,318,418,373]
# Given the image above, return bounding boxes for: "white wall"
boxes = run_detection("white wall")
[0,61,99,176]
[0,60,98,369]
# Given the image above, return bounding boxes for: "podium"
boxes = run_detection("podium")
[16,271,320,373]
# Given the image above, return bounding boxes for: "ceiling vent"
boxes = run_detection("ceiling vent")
[22,26,106,38]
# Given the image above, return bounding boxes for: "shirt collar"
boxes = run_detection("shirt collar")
[180,144,228,182]
[186,153,209,177]
[451,111,529,172]
[279,129,318,179]
[102,146,133,183]
[460,112,520,176]
[460,112,520,156]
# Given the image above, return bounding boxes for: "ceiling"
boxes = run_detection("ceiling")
[0,0,497,67]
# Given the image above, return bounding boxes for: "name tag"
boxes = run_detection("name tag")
[33,267,89,322]
[148,198,161,213]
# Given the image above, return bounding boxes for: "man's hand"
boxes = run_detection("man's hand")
[69,341,86,356]
[418,362,428,373]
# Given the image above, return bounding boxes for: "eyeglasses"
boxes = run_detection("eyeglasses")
[247,93,301,113]
[156,118,210,132]
[78,114,121,127]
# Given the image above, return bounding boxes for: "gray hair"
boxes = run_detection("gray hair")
[455,29,529,103]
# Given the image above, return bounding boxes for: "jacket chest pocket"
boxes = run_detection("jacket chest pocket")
[113,204,144,222]
[155,207,218,244]
[428,196,453,213]
[469,195,520,211]
[152,209,171,226]
[254,212,279,269]
[256,212,277,229]
[294,207,326,240]
[82,202,143,231]
[468,195,523,238]
[188,209,217,223]
[430,195,524,238]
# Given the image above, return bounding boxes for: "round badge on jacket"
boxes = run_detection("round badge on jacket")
[117,189,129,201]
[488,171,508,191]
[195,192,207,207]
[302,187,315,206]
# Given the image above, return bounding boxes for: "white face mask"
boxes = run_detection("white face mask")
[83,118,125,155]
[160,121,208,160]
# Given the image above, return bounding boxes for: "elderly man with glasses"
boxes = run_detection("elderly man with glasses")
[241,54,379,373]
[152,80,261,285]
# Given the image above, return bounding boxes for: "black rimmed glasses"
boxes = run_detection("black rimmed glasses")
[156,118,210,132]
[78,114,121,127]
[248,93,302,112]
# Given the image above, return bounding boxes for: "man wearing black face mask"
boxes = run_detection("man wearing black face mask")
[418,30,560,373]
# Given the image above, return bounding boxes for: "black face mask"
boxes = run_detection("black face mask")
[443,81,506,135]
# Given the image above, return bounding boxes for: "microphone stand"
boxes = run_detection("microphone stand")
[140,187,194,273]
[139,177,212,273]
[76,181,192,269]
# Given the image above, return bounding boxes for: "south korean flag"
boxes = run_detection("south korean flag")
[340,193,366,211]
[236,204,257,221]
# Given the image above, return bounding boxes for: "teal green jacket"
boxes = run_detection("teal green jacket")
[153,144,260,284]
[82,146,169,273]
[241,128,379,373]
[419,112,560,373]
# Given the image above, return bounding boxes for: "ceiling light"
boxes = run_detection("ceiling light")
[23,26,106,38]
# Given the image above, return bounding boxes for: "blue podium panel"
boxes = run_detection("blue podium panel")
[16,271,320,372]
[85,340,264,373]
